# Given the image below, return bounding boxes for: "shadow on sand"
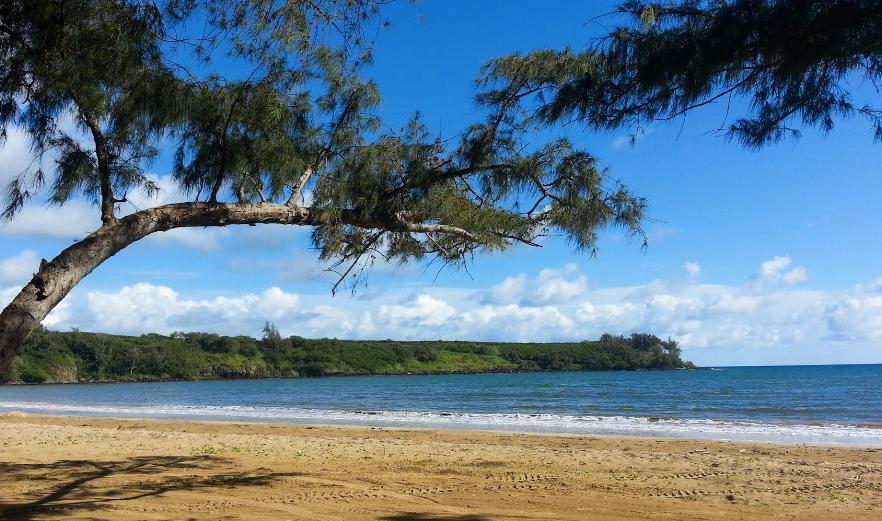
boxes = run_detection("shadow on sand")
[0,455,301,520]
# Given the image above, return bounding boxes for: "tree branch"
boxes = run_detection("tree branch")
[287,93,360,206]
[80,113,116,225]
[382,163,510,200]
[287,166,313,206]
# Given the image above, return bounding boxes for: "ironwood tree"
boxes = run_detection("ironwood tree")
[479,0,882,147]
[0,0,647,374]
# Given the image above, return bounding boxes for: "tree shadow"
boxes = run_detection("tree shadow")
[0,455,301,520]
[379,515,496,521]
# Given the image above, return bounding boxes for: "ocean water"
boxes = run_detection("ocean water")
[1,365,881,445]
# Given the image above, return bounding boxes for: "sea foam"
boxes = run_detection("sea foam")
[2,400,880,446]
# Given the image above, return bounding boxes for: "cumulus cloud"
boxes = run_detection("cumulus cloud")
[483,274,527,305]
[145,227,229,252]
[125,175,184,209]
[708,294,762,314]
[460,304,577,342]
[0,119,104,241]
[4,250,882,364]
[0,249,39,286]
[755,256,808,285]
[683,261,702,279]
[0,201,100,240]
[781,266,808,284]
[379,294,456,328]
[823,295,882,342]
[0,126,32,187]
[484,264,587,306]
[528,264,588,305]
[85,284,305,336]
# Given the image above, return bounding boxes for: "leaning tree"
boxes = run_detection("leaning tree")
[0,0,647,374]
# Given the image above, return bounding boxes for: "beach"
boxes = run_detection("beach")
[1,414,880,520]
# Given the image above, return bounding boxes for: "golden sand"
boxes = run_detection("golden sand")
[1,413,880,520]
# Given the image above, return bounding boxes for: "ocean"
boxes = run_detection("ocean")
[2,364,881,445]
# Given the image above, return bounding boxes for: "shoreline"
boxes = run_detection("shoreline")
[1,365,700,386]
[4,411,882,449]
[3,403,881,447]
[2,413,880,520]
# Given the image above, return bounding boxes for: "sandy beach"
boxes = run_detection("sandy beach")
[0,414,880,520]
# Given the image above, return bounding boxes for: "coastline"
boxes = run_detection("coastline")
[3,399,881,446]
[2,413,881,520]
[1,365,700,386]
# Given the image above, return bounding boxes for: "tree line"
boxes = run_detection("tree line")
[5,326,692,384]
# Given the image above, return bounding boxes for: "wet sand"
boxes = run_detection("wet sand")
[1,413,880,520]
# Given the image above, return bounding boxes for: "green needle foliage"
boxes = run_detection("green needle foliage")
[0,0,646,291]
[480,0,882,148]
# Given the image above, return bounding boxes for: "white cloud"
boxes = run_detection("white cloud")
[4,254,882,365]
[755,255,808,285]
[143,227,228,252]
[579,300,640,325]
[0,119,101,241]
[859,277,882,293]
[460,304,577,342]
[483,274,527,304]
[823,294,882,342]
[781,265,808,284]
[379,293,456,327]
[683,261,702,279]
[0,126,32,187]
[708,294,762,314]
[85,284,305,335]
[529,265,588,305]
[484,264,587,306]
[0,201,100,240]
[125,175,184,210]
[0,249,39,286]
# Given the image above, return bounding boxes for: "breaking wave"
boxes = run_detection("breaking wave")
[2,400,880,446]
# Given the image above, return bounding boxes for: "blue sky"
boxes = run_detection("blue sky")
[1,1,881,366]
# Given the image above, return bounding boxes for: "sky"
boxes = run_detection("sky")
[1,1,881,366]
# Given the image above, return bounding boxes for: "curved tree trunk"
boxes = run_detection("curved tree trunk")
[0,202,319,377]
[0,200,483,378]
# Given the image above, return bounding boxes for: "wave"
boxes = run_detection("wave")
[2,400,880,445]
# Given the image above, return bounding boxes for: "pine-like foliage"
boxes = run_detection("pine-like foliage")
[0,0,645,290]
[480,0,882,148]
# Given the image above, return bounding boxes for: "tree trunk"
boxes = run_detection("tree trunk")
[0,202,319,377]
[0,200,484,379]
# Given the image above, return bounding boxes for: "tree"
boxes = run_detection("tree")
[262,321,283,350]
[479,0,882,148]
[0,0,646,374]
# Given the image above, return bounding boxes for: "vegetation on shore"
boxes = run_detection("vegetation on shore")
[5,326,693,384]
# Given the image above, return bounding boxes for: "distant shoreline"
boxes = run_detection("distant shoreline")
[1,365,701,386]
[8,329,694,384]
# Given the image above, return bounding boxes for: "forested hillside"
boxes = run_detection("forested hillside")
[6,327,693,384]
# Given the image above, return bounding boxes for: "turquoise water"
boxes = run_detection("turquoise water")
[2,365,881,444]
